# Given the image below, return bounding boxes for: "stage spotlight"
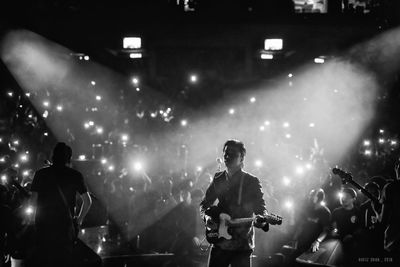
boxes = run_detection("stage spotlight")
[305,163,312,170]
[288,73,293,78]
[259,126,265,131]
[264,39,283,50]
[78,155,86,160]
[391,140,397,146]
[42,111,49,118]
[229,108,235,115]
[260,54,273,60]
[13,140,20,146]
[309,123,315,127]
[7,91,13,97]
[88,121,94,126]
[250,97,256,103]
[264,121,270,126]
[285,134,291,139]
[379,129,384,134]
[364,150,372,156]
[1,175,6,183]
[25,93,30,97]
[56,105,63,111]
[123,37,141,49]
[378,138,385,144]
[43,132,48,136]
[129,53,142,59]
[196,166,203,172]
[314,57,325,64]
[181,120,188,127]
[43,101,50,107]
[96,95,102,101]
[363,140,370,146]
[108,165,115,171]
[100,158,107,165]
[337,192,344,199]
[91,81,96,86]
[84,55,90,61]
[22,170,30,177]
[283,122,290,128]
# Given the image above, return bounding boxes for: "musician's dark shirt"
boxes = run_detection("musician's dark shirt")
[331,206,360,239]
[298,203,331,249]
[200,169,268,251]
[380,180,400,252]
[31,165,87,245]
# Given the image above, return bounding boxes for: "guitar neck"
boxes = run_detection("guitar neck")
[348,180,380,205]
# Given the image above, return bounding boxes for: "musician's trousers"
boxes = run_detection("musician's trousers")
[208,246,252,267]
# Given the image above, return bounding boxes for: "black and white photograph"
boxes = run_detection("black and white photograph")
[1,1,400,267]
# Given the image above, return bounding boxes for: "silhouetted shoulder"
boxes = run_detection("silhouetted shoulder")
[213,171,226,181]
[243,171,260,182]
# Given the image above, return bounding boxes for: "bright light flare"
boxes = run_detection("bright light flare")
[295,166,305,175]
[56,105,63,111]
[190,74,198,83]
[108,165,115,171]
[338,192,344,199]
[121,134,129,141]
[20,154,28,162]
[250,97,256,103]
[25,206,34,216]
[254,159,263,168]
[282,176,291,186]
[363,140,371,146]
[264,39,283,50]
[132,77,139,85]
[78,155,86,160]
[364,150,372,156]
[123,37,141,49]
[284,200,293,210]
[283,122,290,128]
[229,108,235,115]
[133,162,143,172]
[96,95,102,101]
[1,175,7,183]
[96,127,104,134]
[181,120,188,127]
[91,81,96,86]
[100,158,107,165]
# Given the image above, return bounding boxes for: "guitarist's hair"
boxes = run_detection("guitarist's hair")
[223,139,246,158]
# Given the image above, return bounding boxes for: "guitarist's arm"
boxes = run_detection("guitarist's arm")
[200,175,219,228]
[252,177,269,232]
[76,192,92,226]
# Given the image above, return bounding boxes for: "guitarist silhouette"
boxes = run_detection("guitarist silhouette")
[200,139,282,267]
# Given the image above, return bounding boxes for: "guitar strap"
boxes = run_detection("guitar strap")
[237,172,245,206]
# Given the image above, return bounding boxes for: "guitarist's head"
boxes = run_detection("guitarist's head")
[340,188,357,209]
[223,139,246,170]
[52,142,72,166]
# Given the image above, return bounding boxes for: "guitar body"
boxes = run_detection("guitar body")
[204,206,282,245]
[205,213,233,244]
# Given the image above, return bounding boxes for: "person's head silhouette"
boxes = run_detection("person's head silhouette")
[51,142,72,166]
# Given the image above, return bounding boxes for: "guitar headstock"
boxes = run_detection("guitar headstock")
[267,213,283,225]
[332,167,353,184]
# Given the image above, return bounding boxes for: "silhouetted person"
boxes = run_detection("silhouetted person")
[379,160,400,264]
[292,188,331,255]
[200,139,271,267]
[29,142,92,267]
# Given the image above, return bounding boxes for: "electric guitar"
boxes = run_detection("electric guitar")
[332,167,380,206]
[205,207,282,244]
